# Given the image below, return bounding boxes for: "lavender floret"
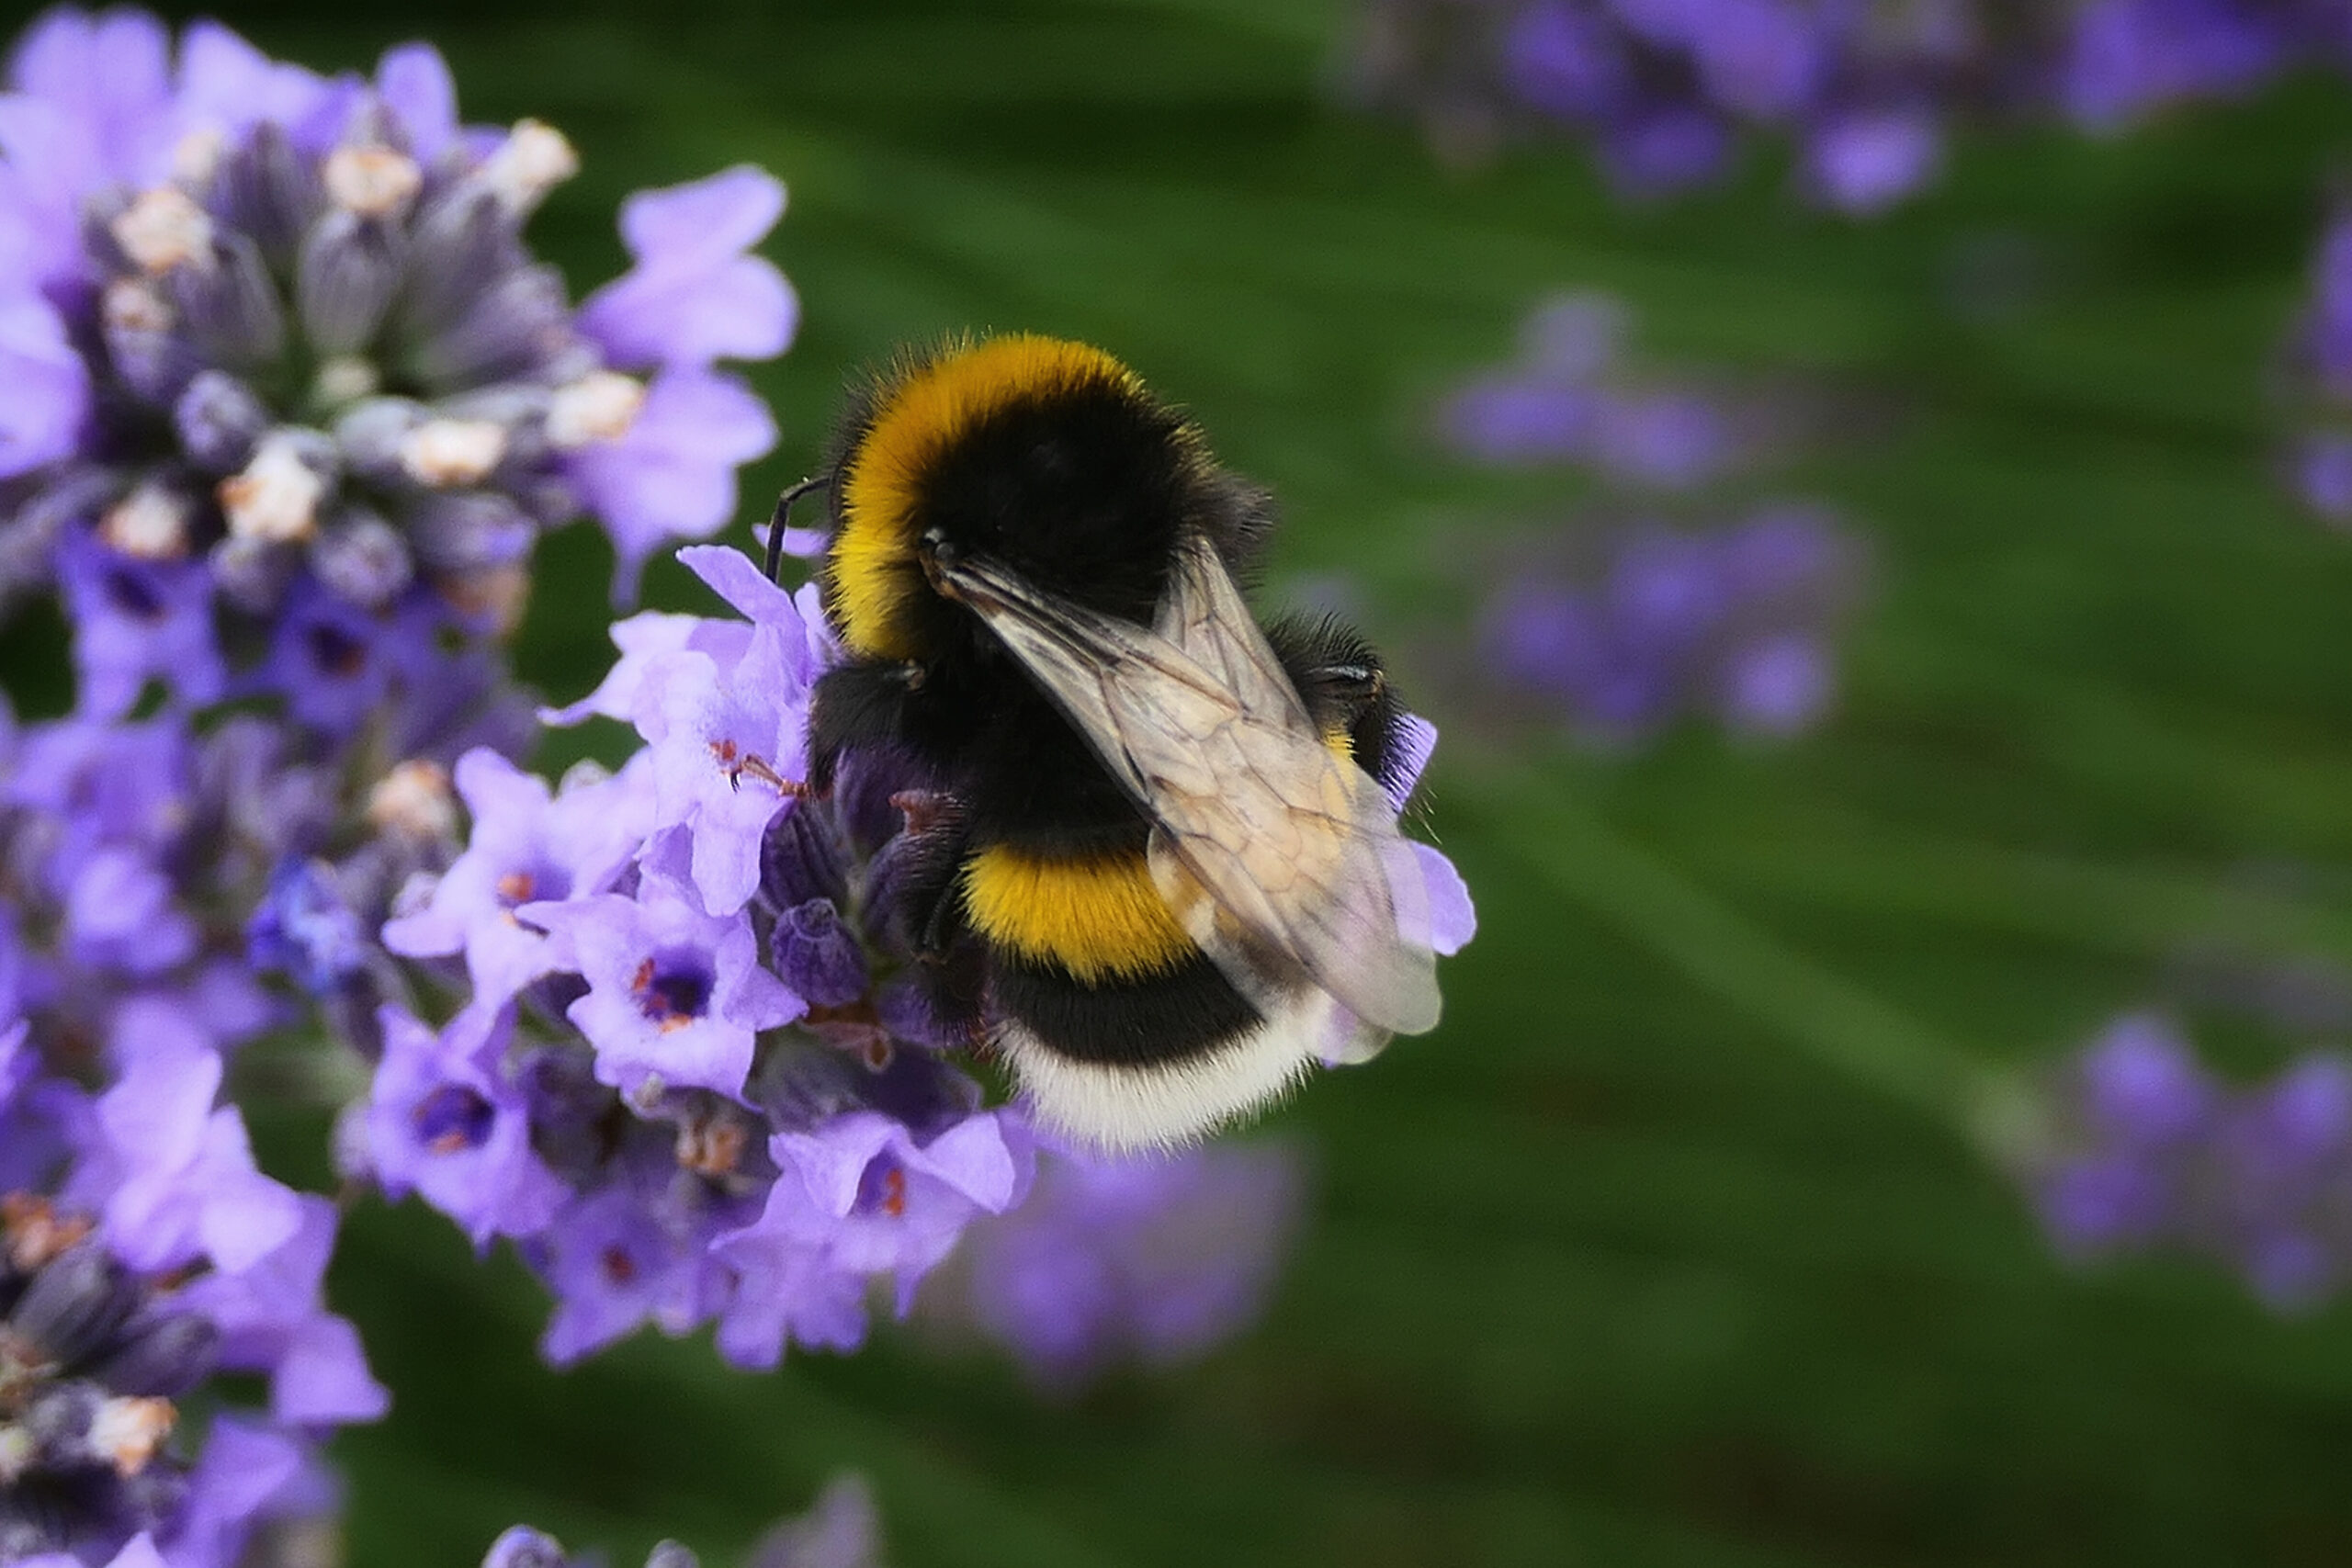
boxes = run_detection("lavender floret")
[0,6,795,717]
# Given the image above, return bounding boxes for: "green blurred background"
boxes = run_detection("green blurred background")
[57,0,2352,1561]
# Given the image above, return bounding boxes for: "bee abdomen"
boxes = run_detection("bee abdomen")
[959,841,1193,983]
[961,840,1266,1069]
[991,949,1261,1068]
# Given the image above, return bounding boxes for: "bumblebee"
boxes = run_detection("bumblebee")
[789,334,1442,1151]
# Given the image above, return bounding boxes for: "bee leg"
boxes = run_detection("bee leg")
[879,793,973,961]
[808,660,927,794]
[760,473,832,584]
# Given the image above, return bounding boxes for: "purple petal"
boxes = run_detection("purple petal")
[569,368,778,603]
[1411,842,1476,957]
[275,1314,391,1424]
[618,164,786,266]
[579,165,795,370]
[373,42,458,162]
[679,542,803,631]
[0,291,92,478]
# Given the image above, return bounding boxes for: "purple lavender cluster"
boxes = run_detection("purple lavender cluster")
[360,547,1031,1367]
[0,0,796,1148]
[933,1140,1308,1393]
[1478,505,1861,740]
[0,4,793,714]
[1443,293,1865,742]
[2030,1011,2352,1309]
[1,916,383,1566]
[0,8,805,1562]
[1435,291,1774,485]
[363,544,1394,1373]
[1347,0,2351,211]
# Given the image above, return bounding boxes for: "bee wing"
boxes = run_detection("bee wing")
[933,540,1442,1036]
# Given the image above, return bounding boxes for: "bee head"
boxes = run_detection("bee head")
[825,335,1213,662]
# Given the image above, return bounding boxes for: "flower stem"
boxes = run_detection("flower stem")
[1450,765,2011,1140]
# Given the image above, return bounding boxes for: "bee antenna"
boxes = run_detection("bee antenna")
[763,473,834,584]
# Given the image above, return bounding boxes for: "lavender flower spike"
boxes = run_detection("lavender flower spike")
[1,1017,377,1565]
[0,6,792,703]
[2027,1010,2352,1311]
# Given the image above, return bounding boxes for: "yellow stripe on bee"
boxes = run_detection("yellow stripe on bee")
[962,843,1195,984]
[831,335,1148,660]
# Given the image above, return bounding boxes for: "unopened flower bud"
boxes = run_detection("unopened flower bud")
[401,417,509,487]
[334,396,427,477]
[323,143,424,220]
[110,186,214,275]
[300,208,404,354]
[92,1314,219,1401]
[440,563,532,636]
[762,800,851,908]
[209,533,296,610]
[171,126,227,186]
[368,760,458,843]
[773,898,868,1007]
[547,371,645,448]
[12,1247,134,1367]
[220,432,332,544]
[101,277,174,334]
[311,509,414,608]
[173,369,270,472]
[98,484,191,560]
[411,491,535,573]
[481,1527,571,1568]
[480,119,579,213]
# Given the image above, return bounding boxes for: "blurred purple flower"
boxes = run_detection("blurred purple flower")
[1350,0,2345,212]
[2278,207,2352,529]
[77,1032,302,1275]
[1477,506,1863,744]
[2061,0,2290,130]
[1804,107,1942,216]
[944,1139,1307,1392]
[175,1194,391,1426]
[245,856,370,995]
[55,530,226,719]
[2028,1010,2352,1309]
[1435,291,1771,485]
